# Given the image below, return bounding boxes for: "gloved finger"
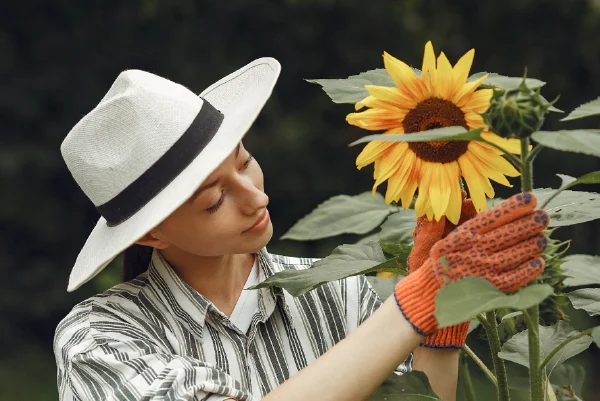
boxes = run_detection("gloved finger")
[490,256,545,293]
[459,198,478,223]
[408,216,446,272]
[487,233,547,273]
[442,197,478,238]
[457,192,537,235]
[478,210,549,252]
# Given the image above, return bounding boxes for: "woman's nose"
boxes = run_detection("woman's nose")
[236,176,269,215]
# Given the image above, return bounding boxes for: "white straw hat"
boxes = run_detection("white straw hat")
[61,57,281,291]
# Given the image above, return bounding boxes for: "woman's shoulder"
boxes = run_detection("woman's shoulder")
[53,275,154,357]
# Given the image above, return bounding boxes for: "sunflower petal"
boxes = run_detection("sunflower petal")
[463,89,493,113]
[347,108,407,131]
[422,41,436,77]
[453,48,475,85]
[434,52,454,99]
[480,131,522,154]
[428,163,452,220]
[365,85,417,110]
[383,52,425,102]
[415,163,433,217]
[373,144,408,192]
[396,150,420,208]
[356,140,396,169]
[453,74,488,107]
[444,162,463,224]
[458,154,493,211]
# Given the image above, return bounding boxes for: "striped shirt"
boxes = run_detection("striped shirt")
[54,248,412,401]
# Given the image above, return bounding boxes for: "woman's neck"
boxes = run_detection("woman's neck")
[158,248,255,316]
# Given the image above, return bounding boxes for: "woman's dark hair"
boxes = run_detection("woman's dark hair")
[122,244,153,282]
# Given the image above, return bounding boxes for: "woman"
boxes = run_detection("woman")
[54,57,549,401]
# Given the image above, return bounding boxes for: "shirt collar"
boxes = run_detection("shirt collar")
[147,247,292,339]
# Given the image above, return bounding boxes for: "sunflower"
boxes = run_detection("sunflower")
[347,41,521,224]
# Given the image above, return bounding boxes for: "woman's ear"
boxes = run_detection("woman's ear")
[135,227,170,249]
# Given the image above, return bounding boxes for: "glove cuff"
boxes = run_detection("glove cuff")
[394,266,440,336]
[420,322,470,349]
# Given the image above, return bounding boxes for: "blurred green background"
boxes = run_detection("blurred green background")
[1,0,600,400]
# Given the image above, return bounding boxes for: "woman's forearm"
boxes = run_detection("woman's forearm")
[262,295,422,401]
[413,347,459,401]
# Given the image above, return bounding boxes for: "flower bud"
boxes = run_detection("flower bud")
[482,82,550,138]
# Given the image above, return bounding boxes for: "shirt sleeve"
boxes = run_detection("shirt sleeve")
[54,307,256,401]
[357,275,413,375]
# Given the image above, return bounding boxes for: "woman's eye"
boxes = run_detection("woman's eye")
[207,189,225,214]
[206,156,253,214]
[241,155,254,171]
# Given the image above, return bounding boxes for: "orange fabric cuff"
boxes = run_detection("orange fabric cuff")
[394,267,440,336]
[420,322,470,349]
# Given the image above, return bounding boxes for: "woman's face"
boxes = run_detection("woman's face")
[153,142,272,257]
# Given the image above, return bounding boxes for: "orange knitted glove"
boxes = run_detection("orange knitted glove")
[395,192,549,337]
[408,192,478,349]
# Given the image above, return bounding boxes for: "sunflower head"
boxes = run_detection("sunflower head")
[482,82,549,139]
[347,41,521,224]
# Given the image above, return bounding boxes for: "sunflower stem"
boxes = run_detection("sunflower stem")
[526,144,544,164]
[519,136,545,401]
[520,138,534,192]
[480,138,523,171]
[484,311,511,401]
[461,350,478,401]
[464,345,497,387]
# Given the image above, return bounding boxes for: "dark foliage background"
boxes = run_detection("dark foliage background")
[1,0,599,399]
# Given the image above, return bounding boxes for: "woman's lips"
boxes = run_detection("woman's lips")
[244,210,270,233]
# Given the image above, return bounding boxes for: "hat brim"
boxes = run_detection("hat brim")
[67,58,281,292]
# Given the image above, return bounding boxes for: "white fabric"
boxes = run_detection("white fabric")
[229,257,260,334]
[60,58,281,291]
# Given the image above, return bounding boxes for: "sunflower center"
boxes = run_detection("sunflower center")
[403,98,470,163]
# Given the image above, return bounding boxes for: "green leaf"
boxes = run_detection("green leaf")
[281,192,394,240]
[498,321,592,369]
[534,188,600,227]
[356,232,381,244]
[249,242,399,296]
[467,319,480,334]
[567,289,600,316]
[557,174,577,188]
[531,129,600,158]
[501,311,523,322]
[306,68,399,104]
[366,275,403,301]
[434,277,554,328]
[369,371,440,401]
[557,171,600,191]
[560,97,600,121]
[469,72,545,90]
[592,327,600,348]
[561,254,600,286]
[350,127,484,146]
[550,362,586,401]
[378,209,417,244]
[380,242,412,261]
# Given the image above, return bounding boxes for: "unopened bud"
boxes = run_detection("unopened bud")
[482,81,550,139]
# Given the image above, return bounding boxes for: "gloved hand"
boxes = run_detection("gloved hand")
[395,192,549,337]
[407,192,478,349]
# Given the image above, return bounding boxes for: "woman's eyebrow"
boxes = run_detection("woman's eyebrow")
[192,144,242,196]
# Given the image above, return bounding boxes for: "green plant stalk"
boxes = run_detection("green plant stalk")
[464,345,498,387]
[461,351,477,401]
[520,136,545,401]
[484,311,510,401]
[539,328,593,371]
[524,308,544,400]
